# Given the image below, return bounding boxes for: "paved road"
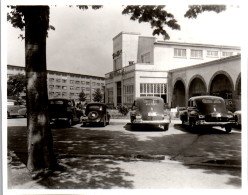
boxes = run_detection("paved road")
[7,117,242,189]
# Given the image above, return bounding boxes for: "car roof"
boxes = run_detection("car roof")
[135,96,164,102]
[87,102,106,106]
[135,96,164,101]
[49,98,73,101]
[7,99,17,102]
[189,95,224,101]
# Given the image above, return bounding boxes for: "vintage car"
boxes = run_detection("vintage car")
[234,110,241,127]
[7,99,27,118]
[179,96,237,133]
[81,103,110,127]
[130,97,170,130]
[48,98,81,127]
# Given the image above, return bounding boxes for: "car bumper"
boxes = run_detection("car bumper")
[196,120,236,126]
[50,118,69,124]
[132,119,170,125]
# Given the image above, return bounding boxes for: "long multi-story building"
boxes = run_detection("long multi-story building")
[7,65,105,102]
[105,32,241,110]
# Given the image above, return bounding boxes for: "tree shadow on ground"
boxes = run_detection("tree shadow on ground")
[7,124,241,188]
[38,157,134,189]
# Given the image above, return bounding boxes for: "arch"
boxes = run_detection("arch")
[234,73,241,110]
[235,73,241,96]
[188,75,207,98]
[209,71,234,111]
[172,78,186,107]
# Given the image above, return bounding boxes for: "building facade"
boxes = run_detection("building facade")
[7,65,105,102]
[105,32,241,109]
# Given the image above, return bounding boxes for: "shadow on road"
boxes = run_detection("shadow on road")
[7,125,241,189]
[38,157,134,189]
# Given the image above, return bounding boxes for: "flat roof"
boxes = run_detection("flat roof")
[169,54,241,73]
[7,64,105,79]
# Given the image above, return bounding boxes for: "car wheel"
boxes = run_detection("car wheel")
[67,118,73,127]
[163,124,169,131]
[189,119,196,130]
[225,125,232,133]
[102,115,106,127]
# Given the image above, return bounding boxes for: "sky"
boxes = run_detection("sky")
[6,3,245,77]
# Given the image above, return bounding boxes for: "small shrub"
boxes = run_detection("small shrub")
[117,105,129,116]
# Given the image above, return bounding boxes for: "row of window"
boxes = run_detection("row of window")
[48,72,103,81]
[48,78,104,86]
[48,91,91,98]
[140,83,167,94]
[49,85,103,91]
[174,48,234,59]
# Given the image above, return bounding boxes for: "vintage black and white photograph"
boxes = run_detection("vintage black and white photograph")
[2,0,246,193]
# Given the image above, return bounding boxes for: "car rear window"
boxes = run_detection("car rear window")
[88,105,102,110]
[50,100,64,105]
[143,99,160,104]
[202,99,221,104]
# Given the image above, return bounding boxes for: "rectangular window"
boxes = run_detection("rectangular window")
[56,79,61,83]
[140,83,167,102]
[222,51,233,57]
[81,81,85,85]
[70,86,74,90]
[49,78,54,82]
[70,80,74,84]
[56,85,61,89]
[123,85,134,104]
[76,87,80,90]
[49,85,54,90]
[62,92,67,97]
[62,86,67,90]
[75,81,80,85]
[86,82,90,85]
[207,50,218,57]
[62,79,67,83]
[174,48,186,58]
[141,52,151,63]
[107,88,114,104]
[191,50,203,59]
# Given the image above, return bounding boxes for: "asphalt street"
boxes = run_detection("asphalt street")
[7,117,242,189]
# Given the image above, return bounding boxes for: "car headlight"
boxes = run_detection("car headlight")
[198,115,205,119]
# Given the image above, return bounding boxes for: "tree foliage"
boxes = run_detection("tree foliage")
[93,88,103,102]
[122,5,180,40]
[7,73,26,99]
[184,5,226,19]
[79,90,87,102]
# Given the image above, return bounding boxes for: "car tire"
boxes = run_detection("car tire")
[102,115,106,127]
[163,124,169,131]
[225,125,232,133]
[189,118,196,130]
[67,118,73,127]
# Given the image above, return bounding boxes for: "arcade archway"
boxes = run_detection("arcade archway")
[209,73,234,111]
[188,77,207,98]
[172,80,186,107]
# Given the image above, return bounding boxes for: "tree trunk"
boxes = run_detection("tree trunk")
[24,6,57,173]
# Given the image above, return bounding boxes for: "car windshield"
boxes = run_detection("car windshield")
[195,98,227,114]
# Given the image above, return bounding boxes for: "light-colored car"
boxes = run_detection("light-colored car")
[234,110,241,127]
[7,99,27,118]
[130,97,170,130]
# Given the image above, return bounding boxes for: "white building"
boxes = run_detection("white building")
[105,32,240,108]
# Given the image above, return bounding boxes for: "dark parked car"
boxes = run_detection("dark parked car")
[48,98,81,127]
[7,99,27,118]
[81,103,110,127]
[179,96,237,133]
[130,97,170,130]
